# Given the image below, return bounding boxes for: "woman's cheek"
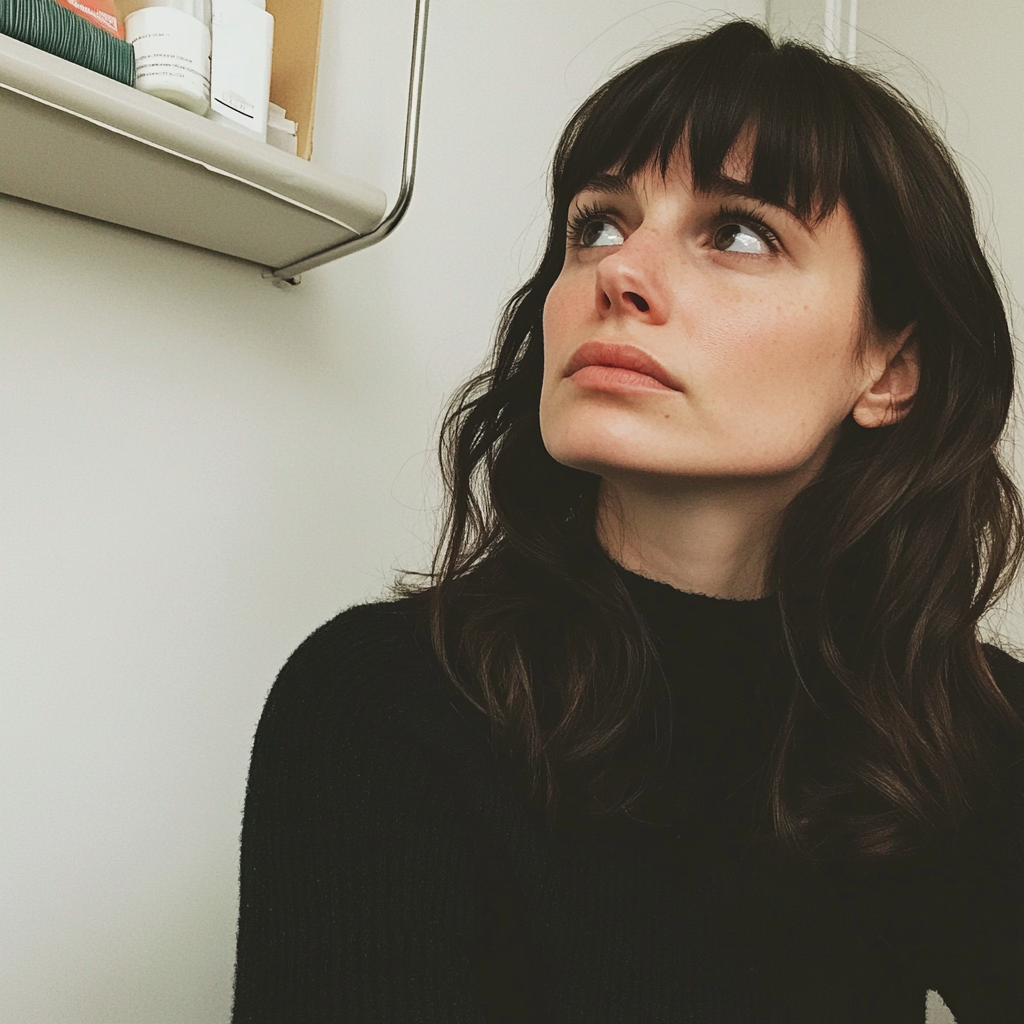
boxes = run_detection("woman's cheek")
[542,273,575,332]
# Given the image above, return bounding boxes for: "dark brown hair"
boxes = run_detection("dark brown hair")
[395,19,1024,858]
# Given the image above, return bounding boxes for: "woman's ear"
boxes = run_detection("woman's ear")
[851,325,919,429]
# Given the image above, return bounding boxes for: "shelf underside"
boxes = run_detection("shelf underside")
[0,33,387,270]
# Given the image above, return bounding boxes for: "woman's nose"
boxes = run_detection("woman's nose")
[593,233,668,324]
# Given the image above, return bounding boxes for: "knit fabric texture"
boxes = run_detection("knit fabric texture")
[231,566,1024,1023]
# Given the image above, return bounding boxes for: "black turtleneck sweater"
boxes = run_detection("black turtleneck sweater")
[231,567,1024,1023]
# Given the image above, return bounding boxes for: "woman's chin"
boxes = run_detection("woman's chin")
[543,440,680,478]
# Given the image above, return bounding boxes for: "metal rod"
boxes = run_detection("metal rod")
[270,0,430,281]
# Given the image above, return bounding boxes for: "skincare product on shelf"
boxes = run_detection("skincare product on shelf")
[207,0,272,141]
[123,0,211,115]
[266,101,296,154]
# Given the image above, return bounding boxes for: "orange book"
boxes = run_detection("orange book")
[55,0,124,38]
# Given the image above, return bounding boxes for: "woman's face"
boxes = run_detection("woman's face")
[539,146,893,488]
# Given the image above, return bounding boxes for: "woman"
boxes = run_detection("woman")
[232,19,1024,1023]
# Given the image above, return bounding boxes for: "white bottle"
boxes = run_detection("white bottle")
[207,0,274,142]
[125,0,212,116]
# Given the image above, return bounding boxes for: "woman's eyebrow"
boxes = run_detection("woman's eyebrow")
[572,173,634,199]
[700,179,814,230]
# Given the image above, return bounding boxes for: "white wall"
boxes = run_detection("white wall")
[0,2,763,1021]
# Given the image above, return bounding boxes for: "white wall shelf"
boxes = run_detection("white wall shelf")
[0,0,427,282]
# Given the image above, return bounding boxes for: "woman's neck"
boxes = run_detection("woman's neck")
[595,473,805,600]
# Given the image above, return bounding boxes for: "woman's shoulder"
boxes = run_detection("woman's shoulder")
[280,592,431,677]
[252,591,487,767]
[980,641,1024,803]
[983,640,1024,716]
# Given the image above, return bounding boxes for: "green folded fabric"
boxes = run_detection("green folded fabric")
[0,0,134,86]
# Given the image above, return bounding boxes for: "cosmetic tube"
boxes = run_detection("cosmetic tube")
[207,0,273,141]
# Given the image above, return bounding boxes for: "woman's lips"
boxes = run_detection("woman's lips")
[564,341,681,393]
[568,364,676,392]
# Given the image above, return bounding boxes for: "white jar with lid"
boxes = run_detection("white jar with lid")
[124,0,212,115]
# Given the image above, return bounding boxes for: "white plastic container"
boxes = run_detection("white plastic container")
[207,0,274,141]
[124,0,212,116]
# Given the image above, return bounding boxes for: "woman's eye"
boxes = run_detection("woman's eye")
[713,223,768,254]
[579,219,625,247]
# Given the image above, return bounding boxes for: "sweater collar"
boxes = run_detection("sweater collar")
[610,558,777,632]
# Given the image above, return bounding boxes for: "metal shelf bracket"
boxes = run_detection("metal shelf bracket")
[268,0,430,283]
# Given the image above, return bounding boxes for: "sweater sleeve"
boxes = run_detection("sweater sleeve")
[231,604,491,1024]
